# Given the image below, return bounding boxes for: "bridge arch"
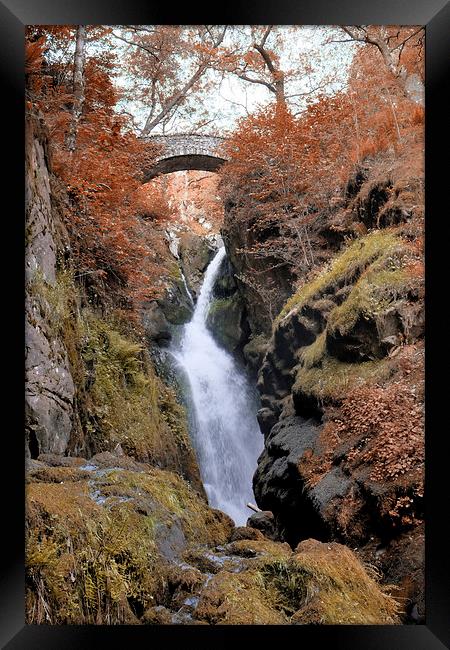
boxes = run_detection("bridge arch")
[142,134,228,182]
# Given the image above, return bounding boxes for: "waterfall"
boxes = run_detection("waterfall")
[170,246,263,525]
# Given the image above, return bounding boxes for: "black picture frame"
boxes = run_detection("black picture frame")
[3,0,449,647]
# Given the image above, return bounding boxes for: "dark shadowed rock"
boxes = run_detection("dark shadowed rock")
[253,417,331,545]
[243,334,269,374]
[179,231,216,297]
[310,468,352,516]
[37,454,86,468]
[246,511,277,540]
[231,526,265,542]
[257,407,279,437]
[154,521,187,561]
[206,293,249,352]
[141,301,172,344]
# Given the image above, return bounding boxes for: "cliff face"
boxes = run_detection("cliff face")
[221,206,293,337]
[24,115,205,489]
[226,156,425,622]
[25,116,76,457]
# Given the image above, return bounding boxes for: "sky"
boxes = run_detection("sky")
[108,25,357,136]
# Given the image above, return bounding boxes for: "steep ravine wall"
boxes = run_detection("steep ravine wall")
[25,114,204,488]
[24,117,413,626]
[25,115,76,457]
[223,167,425,623]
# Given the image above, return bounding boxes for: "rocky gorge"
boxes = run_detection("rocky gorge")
[220,151,425,623]
[25,109,424,627]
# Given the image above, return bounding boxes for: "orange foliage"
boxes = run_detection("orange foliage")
[336,381,424,484]
[26,27,172,309]
[219,34,424,287]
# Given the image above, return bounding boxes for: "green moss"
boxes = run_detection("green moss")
[28,268,79,335]
[276,229,401,323]
[256,558,309,616]
[206,295,245,351]
[300,331,327,369]
[81,314,197,473]
[328,266,411,337]
[29,267,200,482]
[26,465,232,624]
[94,467,231,545]
[195,569,288,625]
[294,356,392,403]
[275,228,418,405]
[26,478,164,624]
[27,268,85,398]
[207,297,225,314]
[168,262,182,282]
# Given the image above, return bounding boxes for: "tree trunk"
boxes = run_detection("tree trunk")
[67,25,86,153]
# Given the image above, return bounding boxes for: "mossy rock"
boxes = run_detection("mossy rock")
[276,229,403,324]
[211,255,238,299]
[272,226,423,407]
[80,314,203,492]
[292,356,392,407]
[243,334,269,373]
[26,464,233,624]
[26,462,401,626]
[262,539,400,624]
[194,569,288,624]
[206,294,248,352]
[157,267,194,326]
[179,232,215,296]
[190,538,399,625]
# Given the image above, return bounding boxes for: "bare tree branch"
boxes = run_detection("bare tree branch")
[139,26,228,135]
[112,31,160,61]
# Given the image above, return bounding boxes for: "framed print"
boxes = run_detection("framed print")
[2,0,449,647]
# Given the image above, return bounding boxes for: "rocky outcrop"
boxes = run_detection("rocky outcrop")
[246,510,277,540]
[242,334,269,375]
[25,293,75,457]
[26,453,400,625]
[253,416,329,546]
[206,255,250,353]
[141,272,194,346]
[25,115,75,458]
[252,225,425,621]
[178,231,217,298]
[221,213,293,337]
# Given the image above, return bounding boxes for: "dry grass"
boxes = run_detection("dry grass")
[299,331,327,369]
[250,539,400,624]
[80,314,200,486]
[26,466,232,624]
[288,540,400,624]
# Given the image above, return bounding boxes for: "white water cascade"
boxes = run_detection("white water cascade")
[170,246,263,525]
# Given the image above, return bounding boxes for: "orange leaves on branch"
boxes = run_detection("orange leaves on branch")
[25,36,46,75]
[26,26,174,311]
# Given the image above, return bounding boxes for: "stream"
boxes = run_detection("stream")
[169,246,263,525]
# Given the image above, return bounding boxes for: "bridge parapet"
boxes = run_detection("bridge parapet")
[144,133,228,162]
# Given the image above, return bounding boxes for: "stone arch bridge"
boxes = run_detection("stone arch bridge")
[142,133,228,182]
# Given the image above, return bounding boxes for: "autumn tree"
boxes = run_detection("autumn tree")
[66,25,87,152]
[332,26,424,105]
[219,96,355,281]
[26,26,173,309]
[115,25,228,134]
[219,25,424,325]
[216,26,287,106]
